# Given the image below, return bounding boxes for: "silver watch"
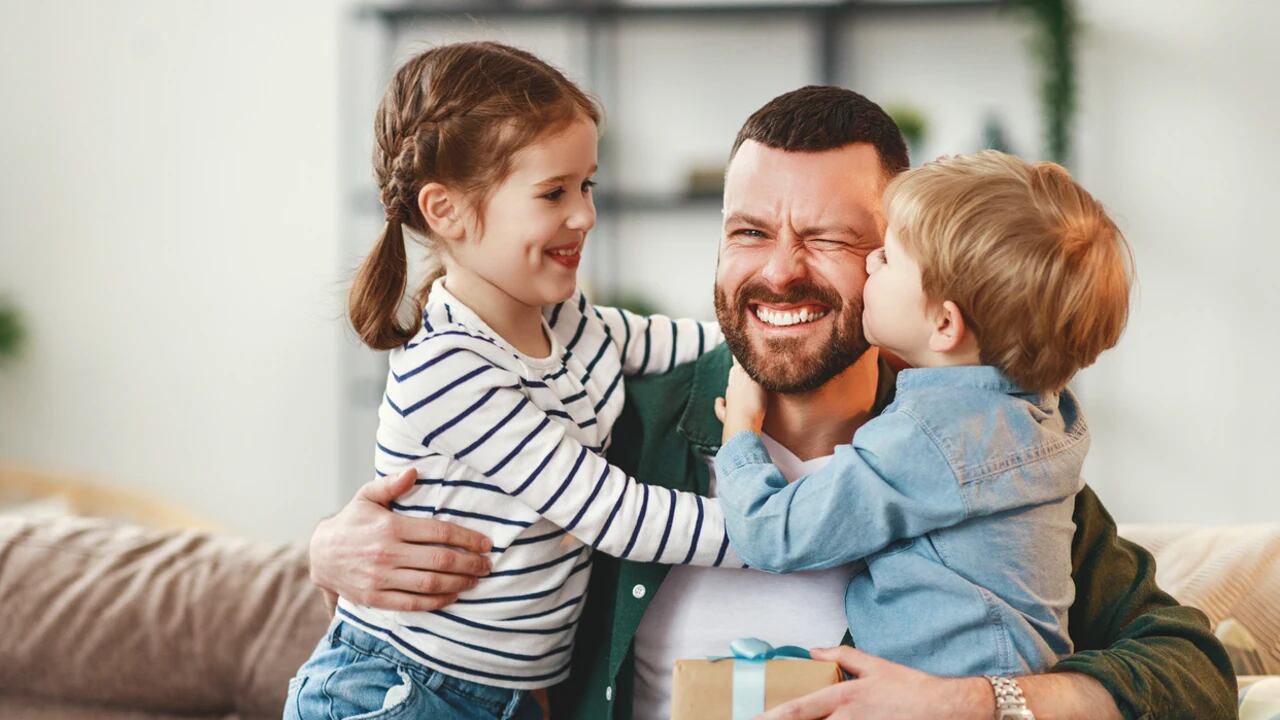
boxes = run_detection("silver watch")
[986,676,1035,720]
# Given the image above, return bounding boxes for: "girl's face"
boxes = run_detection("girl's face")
[451,116,598,308]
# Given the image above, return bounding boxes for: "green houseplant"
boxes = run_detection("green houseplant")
[1010,0,1078,166]
[0,300,25,363]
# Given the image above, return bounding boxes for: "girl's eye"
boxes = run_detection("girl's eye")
[582,179,596,193]
[872,247,887,263]
[542,188,565,201]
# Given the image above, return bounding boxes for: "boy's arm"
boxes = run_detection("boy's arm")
[593,303,722,376]
[756,488,1236,720]
[713,410,967,572]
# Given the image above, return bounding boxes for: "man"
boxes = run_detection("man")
[309,87,1236,719]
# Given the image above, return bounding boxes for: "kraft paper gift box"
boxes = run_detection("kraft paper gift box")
[671,639,842,720]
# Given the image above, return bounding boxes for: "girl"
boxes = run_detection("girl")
[286,42,738,719]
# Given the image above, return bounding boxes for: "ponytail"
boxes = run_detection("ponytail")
[348,218,419,351]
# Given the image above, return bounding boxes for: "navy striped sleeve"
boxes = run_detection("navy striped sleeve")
[594,305,724,377]
[387,337,738,568]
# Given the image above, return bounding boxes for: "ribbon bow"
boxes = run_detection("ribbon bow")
[709,638,811,719]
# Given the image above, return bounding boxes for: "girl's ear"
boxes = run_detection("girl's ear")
[418,183,466,242]
[927,300,969,354]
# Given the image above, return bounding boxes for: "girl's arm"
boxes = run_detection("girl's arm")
[388,336,738,568]
[590,302,722,376]
[712,411,967,573]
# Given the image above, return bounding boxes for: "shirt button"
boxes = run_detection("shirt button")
[605,685,613,701]
[632,584,646,599]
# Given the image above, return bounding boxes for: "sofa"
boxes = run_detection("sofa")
[0,516,1276,720]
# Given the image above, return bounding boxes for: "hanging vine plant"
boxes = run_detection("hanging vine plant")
[1009,0,1078,166]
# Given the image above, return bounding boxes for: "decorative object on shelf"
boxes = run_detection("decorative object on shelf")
[1009,0,1078,165]
[685,162,728,199]
[0,298,25,364]
[885,103,928,164]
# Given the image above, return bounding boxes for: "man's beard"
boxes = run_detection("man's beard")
[714,278,870,394]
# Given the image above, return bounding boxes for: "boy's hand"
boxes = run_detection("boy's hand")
[715,359,767,443]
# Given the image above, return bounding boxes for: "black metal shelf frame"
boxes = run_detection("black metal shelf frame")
[347,0,1005,217]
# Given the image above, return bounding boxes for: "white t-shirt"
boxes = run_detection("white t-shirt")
[631,434,858,720]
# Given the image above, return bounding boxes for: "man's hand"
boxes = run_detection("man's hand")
[758,647,993,720]
[716,359,768,443]
[309,469,494,613]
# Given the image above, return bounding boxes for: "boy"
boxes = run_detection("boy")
[714,150,1133,676]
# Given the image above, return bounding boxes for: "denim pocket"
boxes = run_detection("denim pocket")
[283,675,308,720]
[320,658,421,720]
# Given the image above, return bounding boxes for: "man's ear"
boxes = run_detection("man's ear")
[418,183,466,242]
[927,300,969,354]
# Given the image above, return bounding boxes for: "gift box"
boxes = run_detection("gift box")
[671,639,842,720]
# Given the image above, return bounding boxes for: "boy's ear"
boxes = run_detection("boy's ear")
[418,183,466,242]
[927,300,969,354]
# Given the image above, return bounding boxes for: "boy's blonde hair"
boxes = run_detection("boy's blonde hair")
[884,150,1133,393]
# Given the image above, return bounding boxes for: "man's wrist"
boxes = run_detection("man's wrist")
[941,676,999,720]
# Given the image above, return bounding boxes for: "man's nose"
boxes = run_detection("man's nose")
[761,240,806,289]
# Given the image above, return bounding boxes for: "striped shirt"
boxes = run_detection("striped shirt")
[339,279,739,689]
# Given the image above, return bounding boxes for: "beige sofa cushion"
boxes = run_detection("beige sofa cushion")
[0,516,329,719]
[1121,523,1280,675]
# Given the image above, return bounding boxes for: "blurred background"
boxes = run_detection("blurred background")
[1,0,1277,543]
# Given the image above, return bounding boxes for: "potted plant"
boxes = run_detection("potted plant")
[0,299,25,363]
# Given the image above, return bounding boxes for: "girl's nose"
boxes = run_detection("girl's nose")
[566,192,596,233]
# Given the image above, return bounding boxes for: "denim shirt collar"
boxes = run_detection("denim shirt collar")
[894,365,1053,405]
[677,344,898,455]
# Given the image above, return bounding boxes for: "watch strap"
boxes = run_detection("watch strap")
[985,675,1035,720]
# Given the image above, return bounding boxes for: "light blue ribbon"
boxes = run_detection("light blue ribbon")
[708,638,811,719]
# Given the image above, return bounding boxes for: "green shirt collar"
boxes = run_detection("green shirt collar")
[676,343,899,456]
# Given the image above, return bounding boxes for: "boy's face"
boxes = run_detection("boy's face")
[862,225,935,365]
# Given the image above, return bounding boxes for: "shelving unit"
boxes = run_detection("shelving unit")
[336,0,1010,495]
[347,0,1005,216]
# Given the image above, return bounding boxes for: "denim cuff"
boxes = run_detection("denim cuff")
[715,430,772,476]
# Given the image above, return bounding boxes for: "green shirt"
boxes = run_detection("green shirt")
[551,345,1237,720]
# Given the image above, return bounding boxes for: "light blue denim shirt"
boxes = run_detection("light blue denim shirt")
[714,365,1088,677]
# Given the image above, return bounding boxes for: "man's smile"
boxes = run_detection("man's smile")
[748,302,831,330]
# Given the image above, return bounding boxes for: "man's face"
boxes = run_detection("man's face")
[714,141,887,393]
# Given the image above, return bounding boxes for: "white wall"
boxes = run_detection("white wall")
[1071,0,1280,523]
[0,0,353,542]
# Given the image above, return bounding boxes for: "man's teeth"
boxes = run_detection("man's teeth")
[755,306,828,327]
[549,248,578,257]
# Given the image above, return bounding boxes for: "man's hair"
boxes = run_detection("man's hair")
[886,151,1134,393]
[730,85,909,176]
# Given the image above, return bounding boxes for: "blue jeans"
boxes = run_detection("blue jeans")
[284,620,544,720]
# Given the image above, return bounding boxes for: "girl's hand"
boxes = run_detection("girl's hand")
[715,359,767,443]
